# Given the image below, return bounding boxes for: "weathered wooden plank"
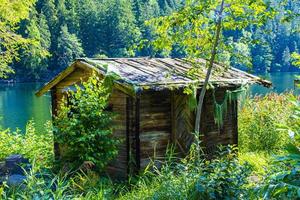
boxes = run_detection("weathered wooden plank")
[200,87,239,157]
[135,98,141,172]
[138,90,171,171]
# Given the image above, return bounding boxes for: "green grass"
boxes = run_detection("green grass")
[239,93,294,153]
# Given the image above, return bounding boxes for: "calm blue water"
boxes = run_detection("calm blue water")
[250,72,300,95]
[0,72,299,132]
[0,83,51,132]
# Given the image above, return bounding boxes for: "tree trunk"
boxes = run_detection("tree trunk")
[194,0,225,150]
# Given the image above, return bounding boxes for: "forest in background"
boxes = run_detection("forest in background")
[7,0,300,81]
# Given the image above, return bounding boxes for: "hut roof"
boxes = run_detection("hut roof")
[36,57,271,96]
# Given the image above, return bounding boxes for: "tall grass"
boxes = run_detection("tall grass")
[239,93,294,153]
[1,163,116,199]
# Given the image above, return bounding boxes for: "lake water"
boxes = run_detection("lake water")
[0,83,51,133]
[0,72,299,132]
[250,72,300,95]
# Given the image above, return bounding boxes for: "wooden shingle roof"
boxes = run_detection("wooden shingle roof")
[81,57,271,87]
[36,57,271,96]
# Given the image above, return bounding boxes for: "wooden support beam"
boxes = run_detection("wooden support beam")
[135,97,140,172]
[170,91,176,143]
[126,97,132,177]
[51,88,60,160]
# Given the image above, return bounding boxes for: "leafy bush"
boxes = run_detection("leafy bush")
[239,93,294,153]
[190,146,252,200]
[257,97,300,199]
[239,152,272,176]
[54,73,120,170]
[2,167,71,199]
[0,120,53,167]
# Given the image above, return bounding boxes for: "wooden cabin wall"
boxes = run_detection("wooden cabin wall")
[106,89,129,179]
[172,91,195,156]
[50,87,60,160]
[136,87,238,170]
[125,97,137,175]
[172,87,238,158]
[139,91,172,170]
[56,68,91,90]
[200,87,238,157]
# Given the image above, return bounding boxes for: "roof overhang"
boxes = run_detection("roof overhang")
[35,60,136,97]
[36,58,272,97]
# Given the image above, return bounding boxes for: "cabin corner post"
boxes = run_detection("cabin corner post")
[126,96,133,177]
[51,88,60,160]
[170,91,176,144]
[135,97,141,173]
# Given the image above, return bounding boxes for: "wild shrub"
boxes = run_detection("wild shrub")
[239,93,294,153]
[190,146,252,200]
[54,73,120,170]
[239,152,272,177]
[257,97,300,199]
[0,120,53,168]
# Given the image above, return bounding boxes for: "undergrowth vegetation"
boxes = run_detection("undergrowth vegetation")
[0,93,299,199]
[239,93,294,153]
[0,120,53,168]
[119,146,252,200]
[256,96,300,199]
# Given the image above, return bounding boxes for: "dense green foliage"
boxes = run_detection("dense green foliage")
[244,0,300,72]
[239,93,294,153]
[120,146,252,200]
[0,0,36,78]
[54,74,119,170]
[292,52,300,66]
[257,97,300,198]
[1,146,253,199]
[0,120,53,168]
[239,152,272,176]
[146,0,300,74]
[2,0,300,81]
[147,0,273,65]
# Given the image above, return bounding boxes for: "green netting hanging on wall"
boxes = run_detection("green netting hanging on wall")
[212,84,249,128]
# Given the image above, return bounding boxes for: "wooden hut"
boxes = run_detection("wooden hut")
[36,57,271,178]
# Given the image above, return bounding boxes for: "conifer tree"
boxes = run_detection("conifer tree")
[99,0,140,57]
[56,25,84,68]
